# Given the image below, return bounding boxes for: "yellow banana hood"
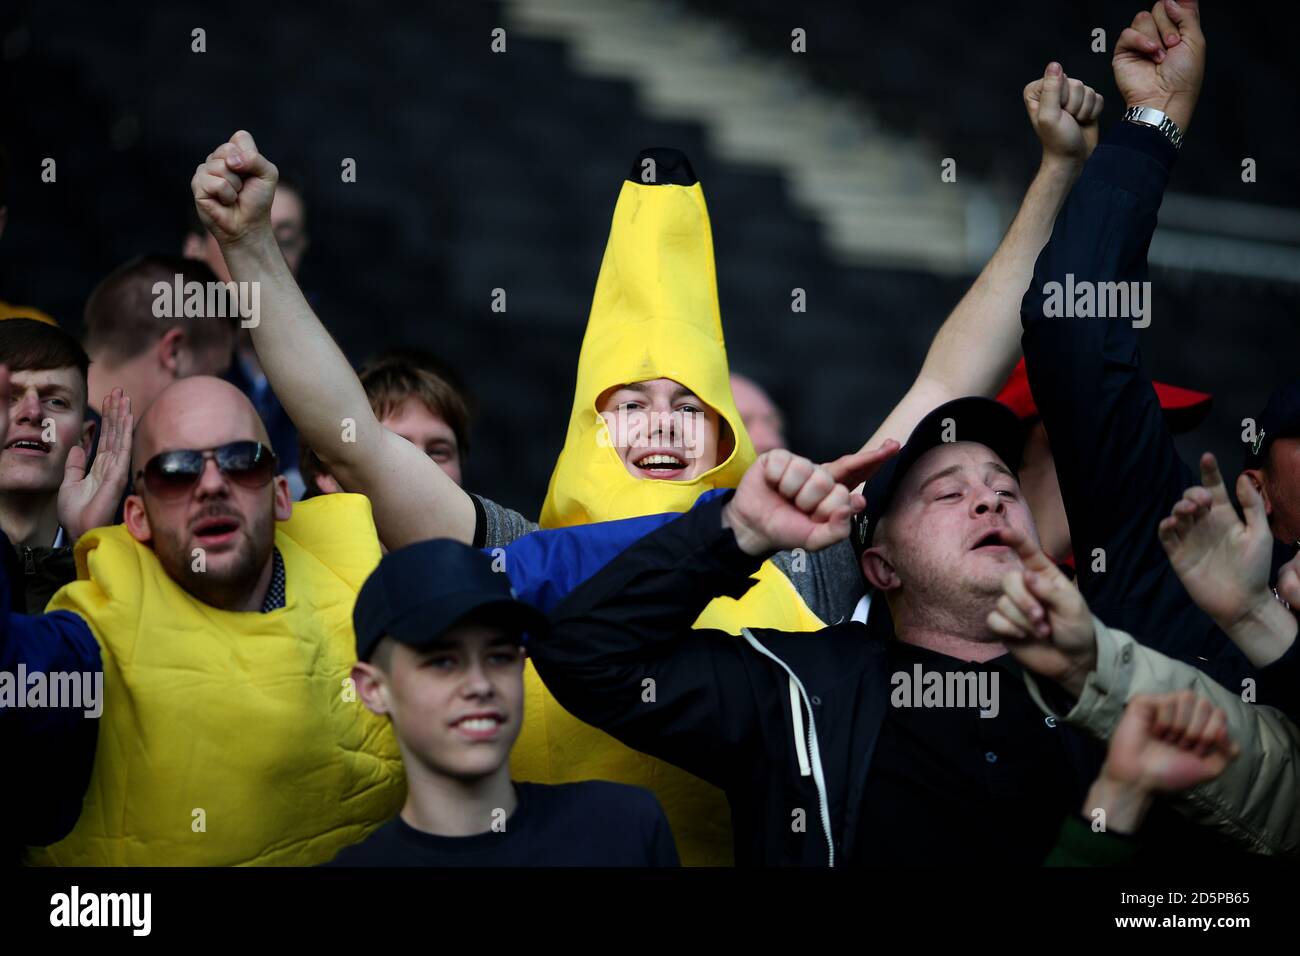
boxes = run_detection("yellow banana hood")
[518,150,824,867]
[29,494,404,866]
[540,149,754,528]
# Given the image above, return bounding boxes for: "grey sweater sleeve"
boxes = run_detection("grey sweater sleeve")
[769,538,865,625]
[472,493,542,549]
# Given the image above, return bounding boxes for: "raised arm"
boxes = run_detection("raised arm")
[864,63,1103,451]
[190,132,476,546]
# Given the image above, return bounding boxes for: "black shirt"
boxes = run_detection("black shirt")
[852,641,1082,865]
[323,781,680,867]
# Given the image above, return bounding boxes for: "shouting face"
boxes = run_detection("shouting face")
[124,376,290,610]
[597,377,723,481]
[0,366,92,496]
[864,441,1041,637]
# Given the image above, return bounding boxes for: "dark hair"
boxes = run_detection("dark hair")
[83,254,237,364]
[0,318,91,412]
[299,349,474,496]
[0,143,8,207]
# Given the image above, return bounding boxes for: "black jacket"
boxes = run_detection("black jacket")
[1020,122,1300,714]
[535,493,1106,866]
[8,541,77,614]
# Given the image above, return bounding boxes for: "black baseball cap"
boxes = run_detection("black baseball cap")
[1244,380,1300,470]
[353,539,549,663]
[852,397,1026,555]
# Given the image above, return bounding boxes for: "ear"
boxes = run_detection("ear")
[272,474,293,519]
[352,662,391,717]
[158,326,187,376]
[123,494,152,543]
[182,234,206,260]
[1242,468,1272,516]
[861,546,901,593]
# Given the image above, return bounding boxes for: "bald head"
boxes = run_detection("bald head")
[133,376,271,473]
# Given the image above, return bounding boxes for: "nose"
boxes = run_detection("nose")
[462,659,494,698]
[970,485,1005,517]
[13,388,41,424]
[192,456,230,498]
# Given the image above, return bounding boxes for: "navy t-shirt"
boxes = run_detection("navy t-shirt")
[324,781,679,867]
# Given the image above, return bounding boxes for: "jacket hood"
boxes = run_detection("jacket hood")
[539,148,754,528]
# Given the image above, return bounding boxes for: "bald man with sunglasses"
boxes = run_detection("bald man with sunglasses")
[27,376,407,866]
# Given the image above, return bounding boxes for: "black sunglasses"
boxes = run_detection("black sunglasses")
[135,441,278,499]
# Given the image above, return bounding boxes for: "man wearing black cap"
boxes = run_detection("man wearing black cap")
[532,400,1298,864]
[324,538,679,867]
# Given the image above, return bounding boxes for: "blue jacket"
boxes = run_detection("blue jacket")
[0,530,102,859]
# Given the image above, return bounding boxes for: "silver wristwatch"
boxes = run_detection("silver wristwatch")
[1123,105,1184,150]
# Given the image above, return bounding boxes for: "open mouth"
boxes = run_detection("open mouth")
[450,713,506,740]
[191,515,242,547]
[970,529,1012,552]
[4,437,52,456]
[632,452,688,479]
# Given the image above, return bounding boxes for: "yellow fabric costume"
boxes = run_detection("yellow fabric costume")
[30,494,404,866]
[0,301,57,325]
[513,152,825,866]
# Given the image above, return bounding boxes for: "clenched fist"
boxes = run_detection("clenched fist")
[1113,0,1205,134]
[722,444,896,557]
[191,130,279,248]
[1024,62,1105,164]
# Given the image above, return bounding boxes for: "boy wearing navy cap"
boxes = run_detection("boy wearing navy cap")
[325,539,679,866]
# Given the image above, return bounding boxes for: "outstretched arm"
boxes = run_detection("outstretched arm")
[865,63,1103,451]
[190,132,476,547]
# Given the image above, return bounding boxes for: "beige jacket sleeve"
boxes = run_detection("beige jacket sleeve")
[1023,617,1300,857]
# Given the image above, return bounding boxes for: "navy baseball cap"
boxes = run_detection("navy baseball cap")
[852,397,1025,555]
[1244,380,1300,470]
[353,539,549,663]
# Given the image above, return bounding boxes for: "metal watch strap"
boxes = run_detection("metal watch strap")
[1122,105,1184,150]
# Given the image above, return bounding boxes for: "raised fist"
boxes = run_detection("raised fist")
[191,130,279,248]
[1024,62,1105,163]
[1113,0,1205,134]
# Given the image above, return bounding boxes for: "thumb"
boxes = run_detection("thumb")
[63,443,87,484]
[1163,0,1200,33]
[1039,62,1063,123]
[1277,558,1300,609]
[1237,472,1269,535]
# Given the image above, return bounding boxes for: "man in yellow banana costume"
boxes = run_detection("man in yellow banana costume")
[30,376,405,865]
[200,133,864,865]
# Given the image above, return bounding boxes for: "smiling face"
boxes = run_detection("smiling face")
[124,377,291,609]
[597,377,723,480]
[358,623,526,781]
[380,397,463,486]
[0,366,91,495]
[863,441,1040,638]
